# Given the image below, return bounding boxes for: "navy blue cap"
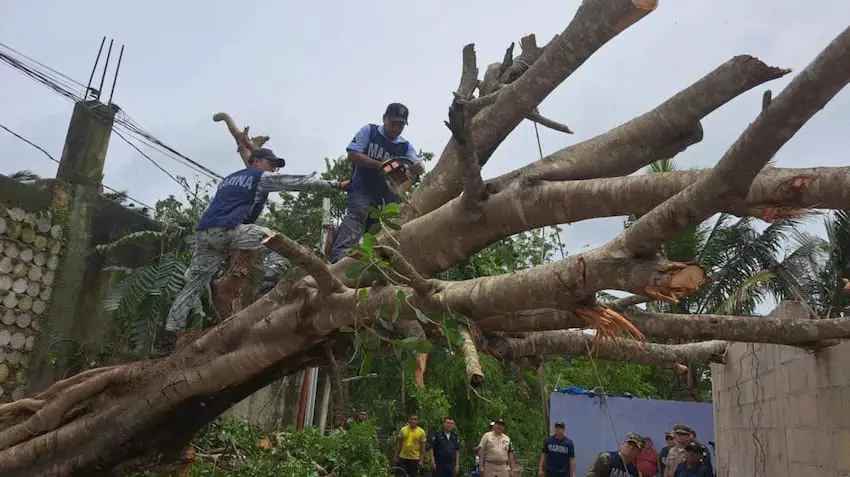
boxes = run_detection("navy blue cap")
[250,148,285,168]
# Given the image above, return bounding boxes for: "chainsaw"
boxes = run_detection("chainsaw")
[380,156,422,197]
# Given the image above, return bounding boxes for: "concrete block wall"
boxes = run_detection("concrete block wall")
[711,301,850,477]
[0,206,63,401]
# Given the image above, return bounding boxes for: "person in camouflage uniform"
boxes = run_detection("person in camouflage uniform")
[151,148,348,357]
[663,425,694,477]
[585,432,641,477]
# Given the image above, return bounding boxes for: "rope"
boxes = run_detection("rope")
[531,121,620,446]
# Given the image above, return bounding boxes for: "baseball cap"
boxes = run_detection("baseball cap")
[250,148,286,168]
[493,418,506,425]
[554,422,565,429]
[672,424,695,436]
[384,102,409,124]
[624,432,642,446]
[684,442,702,453]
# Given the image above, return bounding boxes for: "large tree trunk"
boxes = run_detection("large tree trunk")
[2,3,849,475]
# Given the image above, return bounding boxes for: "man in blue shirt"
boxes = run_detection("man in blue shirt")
[538,422,575,477]
[328,103,424,263]
[673,443,712,477]
[151,148,348,358]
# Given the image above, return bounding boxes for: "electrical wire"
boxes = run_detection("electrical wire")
[0,121,156,211]
[0,43,223,183]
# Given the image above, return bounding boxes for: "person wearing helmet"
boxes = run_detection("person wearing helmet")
[151,148,348,357]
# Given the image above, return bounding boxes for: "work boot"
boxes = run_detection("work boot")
[150,329,177,358]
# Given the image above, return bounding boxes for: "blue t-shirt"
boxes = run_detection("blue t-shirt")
[673,462,713,477]
[541,435,574,473]
[346,124,418,199]
[196,168,267,231]
[608,451,639,477]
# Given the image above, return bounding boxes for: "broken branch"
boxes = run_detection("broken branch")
[491,330,728,366]
[212,112,269,166]
[373,245,433,293]
[527,110,573,134]
[444,97,487,205]
[262,234,344,295]
[458,325,484,387]
[610,25,850,258]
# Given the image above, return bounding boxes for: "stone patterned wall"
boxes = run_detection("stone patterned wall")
[0,206,63,401]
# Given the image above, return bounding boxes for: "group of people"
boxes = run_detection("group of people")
[149,102,423,357]
[384,414,713,477]
[587,424,714,477]
[390,415,527,477]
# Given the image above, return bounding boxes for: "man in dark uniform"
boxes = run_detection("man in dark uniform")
[585,432,641,477]
[429,417,461,477]
[329,103,423,263]
[151,148,347,357]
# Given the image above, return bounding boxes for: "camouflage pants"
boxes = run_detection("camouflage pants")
[164,224,272,332]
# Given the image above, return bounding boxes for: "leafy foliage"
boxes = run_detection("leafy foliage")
[134,418,387,477]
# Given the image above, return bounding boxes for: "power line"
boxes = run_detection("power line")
[0,121,156,211]
[0,123,58,163]
[112,129,192,193]
[0,42,224,182]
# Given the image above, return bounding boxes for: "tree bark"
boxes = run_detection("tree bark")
[1,11,848,477]
[458,325,484,387]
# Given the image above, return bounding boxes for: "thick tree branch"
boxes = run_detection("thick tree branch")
[434,255,706,318]
[445,97,487,205]
[262,234,344,295]
[490,331,728,366]
[488,55,790,191]
[373,245,433,293]
[212,112,269,166]
[477,308,850,346]
[458,325,484,387]
[609,26,850,258]
[456,44,479,99]
[397,166,850,276]
[408,0,657,220]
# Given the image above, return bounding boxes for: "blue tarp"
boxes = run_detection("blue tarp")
[549,391,714,476]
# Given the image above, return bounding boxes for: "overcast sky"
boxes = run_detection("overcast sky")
[2,0,849,261]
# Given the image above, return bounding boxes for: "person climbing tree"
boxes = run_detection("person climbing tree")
[151,148,349,357]
[328,102,424,263]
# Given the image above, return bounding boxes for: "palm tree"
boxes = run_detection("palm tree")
[628,159,820,400]
[798,210,850,318]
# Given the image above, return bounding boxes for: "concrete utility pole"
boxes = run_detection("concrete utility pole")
[27,100,117,393]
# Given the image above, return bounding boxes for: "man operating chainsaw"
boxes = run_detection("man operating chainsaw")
[151,147,348,358]
[329,102,424,263]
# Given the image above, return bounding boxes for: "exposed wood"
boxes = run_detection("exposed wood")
[0,11,848,477]
[458,325,484,387]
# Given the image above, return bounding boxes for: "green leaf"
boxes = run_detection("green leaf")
[396,290,407,302]
[345,261,369,279]
[360,351,375,375]
[414,308,431,324]
[444,327,464,347]
[357,288,369,301]
[383,202,401,216]
[368,206,382,220]
[361,233,377,255]
[390,302,401,323]
[403,356,418,378]
[415,339,433,354]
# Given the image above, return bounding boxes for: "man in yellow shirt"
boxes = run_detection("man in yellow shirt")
[394,414,427,476]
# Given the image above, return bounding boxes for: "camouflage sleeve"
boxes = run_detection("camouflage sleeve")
[586,452,611,477]
[257,172,336,193]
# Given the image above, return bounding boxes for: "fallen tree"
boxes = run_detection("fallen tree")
[2,1,850,475]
